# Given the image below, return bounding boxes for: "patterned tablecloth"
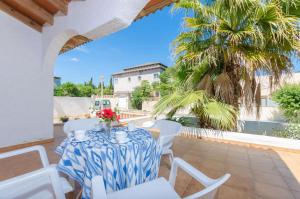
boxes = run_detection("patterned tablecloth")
[56,127,162,199]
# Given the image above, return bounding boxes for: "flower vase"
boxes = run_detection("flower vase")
[105,121,112,137]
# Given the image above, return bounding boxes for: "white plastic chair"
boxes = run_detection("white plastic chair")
[63,118,99,135]
[91,157,230,199]
[144,119,182,163]
[0,165,66,199]
[0,145,73,197]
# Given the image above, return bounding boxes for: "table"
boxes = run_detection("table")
[56,127,162,199]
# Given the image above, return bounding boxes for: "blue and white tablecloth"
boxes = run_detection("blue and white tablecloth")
[56,127,162,199]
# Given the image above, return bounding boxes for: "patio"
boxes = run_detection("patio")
[1,124,299,199]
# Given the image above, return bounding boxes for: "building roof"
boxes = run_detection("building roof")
[112,62,167,76]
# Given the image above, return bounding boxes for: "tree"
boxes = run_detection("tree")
[272,84,300,122]
[172,0,300,118]
[157,67,178,97]
[131,81,153,110]
[54,82,80,97]
[77,84,95,97]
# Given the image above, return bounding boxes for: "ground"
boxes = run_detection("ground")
[1,124,300,199]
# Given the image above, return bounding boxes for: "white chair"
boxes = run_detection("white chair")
[91,157,230,199]
[0,165,66,199]
[144,119,182,163]
[63,118,99,135]
[0,146,73,198]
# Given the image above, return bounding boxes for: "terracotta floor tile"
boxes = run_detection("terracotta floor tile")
[250,161,278,174]
[226,165,253,178]
[217,185,256,199]
[283,176,300,192]
[254,182,295,199]
[181,178,205,198]
[1,124,299,199]
[292,191,300,199]
[252,171,288,188]
[225,175,254,192]
[226,157,250,168]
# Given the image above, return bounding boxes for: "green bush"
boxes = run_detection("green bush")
[272,84,300,122]
[54,82,81,97]
[131,81,152,110]
[272,123,300,140]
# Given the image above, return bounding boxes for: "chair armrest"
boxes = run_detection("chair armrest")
[0,145,49,167]
[169,158,230,199]
[91,176,107,199]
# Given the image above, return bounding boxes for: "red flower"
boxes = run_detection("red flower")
[96,108,120,123]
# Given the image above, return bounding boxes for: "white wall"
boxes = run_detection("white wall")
[0,0,149,148]
[53,96,119,119]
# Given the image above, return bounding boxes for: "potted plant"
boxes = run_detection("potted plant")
[60,116,69,123]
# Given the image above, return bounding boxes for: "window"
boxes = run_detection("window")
[114,78,118,84]
[138,76,142,81]
[128,77,131,82]
[154,73,159,79]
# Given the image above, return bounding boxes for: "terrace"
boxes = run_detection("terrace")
[1,124,299,199]
[0,0,299,199]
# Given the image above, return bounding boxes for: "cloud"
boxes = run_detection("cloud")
[70,57,80,62]
[74,46,89,53]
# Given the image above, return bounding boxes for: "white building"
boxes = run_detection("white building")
[112,62,167,96]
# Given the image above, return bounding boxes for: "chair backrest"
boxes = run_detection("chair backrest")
[63,118,99,134]
[0,165,66,199]
[169,158,230,199]
[0,145,49,168]
[153,120,182,150]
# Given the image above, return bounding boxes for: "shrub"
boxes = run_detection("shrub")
[60,116,69,123]
[272,84,300,122]
[131,81,153,110]
[272,123,300,140]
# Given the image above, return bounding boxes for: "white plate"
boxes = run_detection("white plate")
[112,137,130,144]
[70,136,90,143]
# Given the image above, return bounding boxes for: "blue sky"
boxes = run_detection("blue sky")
[54,6,299,86]
[54,7,184,85]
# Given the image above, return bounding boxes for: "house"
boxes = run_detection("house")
[112,62,167,96]
[111,63,167,109]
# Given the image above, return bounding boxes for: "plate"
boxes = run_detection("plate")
[111,137,130,144]
[70,136,90,143]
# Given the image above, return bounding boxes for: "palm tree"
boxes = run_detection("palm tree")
[153,88,237,130]
[172,0,300,118]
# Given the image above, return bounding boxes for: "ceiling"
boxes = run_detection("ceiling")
[0,0,177,53]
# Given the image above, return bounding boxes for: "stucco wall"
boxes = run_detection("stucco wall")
[142,100,286,122]
[53,96,119,119]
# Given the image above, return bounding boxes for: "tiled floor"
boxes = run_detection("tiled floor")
[1,124,300,199]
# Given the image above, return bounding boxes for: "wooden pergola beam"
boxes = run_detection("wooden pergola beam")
[0,1,42,32]
[9,0,54,25]
[47,0,68,15]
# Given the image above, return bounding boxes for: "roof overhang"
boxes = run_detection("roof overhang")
[0,0,177,54]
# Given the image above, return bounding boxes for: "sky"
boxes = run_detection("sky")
[54,7,184,86]
[54,6,300,86]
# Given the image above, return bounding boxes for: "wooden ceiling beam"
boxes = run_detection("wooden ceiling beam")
[47,0,68,15]
[0,1,42,32]
[8,0,54,25]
